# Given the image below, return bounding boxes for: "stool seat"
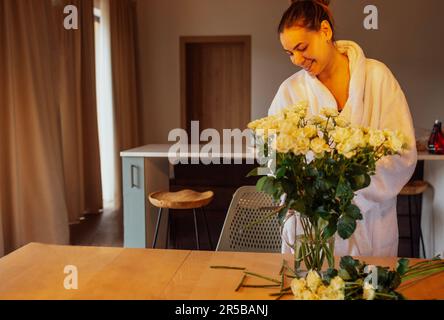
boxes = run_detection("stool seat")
[400,181,429,196]
[149,189,214,209]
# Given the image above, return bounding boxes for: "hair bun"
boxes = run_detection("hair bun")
[291,0,331,6]
[314,0,330,6]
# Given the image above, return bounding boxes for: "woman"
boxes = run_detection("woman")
[272,0,417,257]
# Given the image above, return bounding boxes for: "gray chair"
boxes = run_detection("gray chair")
[216,186,282,253]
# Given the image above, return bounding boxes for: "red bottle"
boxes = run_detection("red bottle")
[428,120,444,154]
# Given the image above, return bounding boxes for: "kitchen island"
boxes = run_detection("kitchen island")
[121,145,444,258]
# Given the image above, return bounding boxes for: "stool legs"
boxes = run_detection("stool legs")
[166,213,170,249]
[407,194,427,258]
[407,196,414,257]
[153,207,163,248]
[415,195,427,258]
[201,207,213,250]
[153,206,212,251]
[193,209,200,250]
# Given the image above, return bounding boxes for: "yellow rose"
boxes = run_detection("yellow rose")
[292,136,311,155]
[247,118,265,131]
[303,125,318,138]
[290,128,305,138]
[291,278,307,299]
[337,141,357,159]
[286,101,309,118]
[368,130,386,147]
[286,112,301,125]
[279,121,298,135]
[329,276,345,292]
[348,128,367,148]
[306,270,322,293]
[316,285,328,296]
[276,134,294,153]
[330,127,352,144]
[335,116,350,128]
[319,285,345,300]
[309,115,326,125]
[363,282,376,300]
[321,107,339,118]
[310,137,330,155]
[384,130,405,153]
[337,141,354,153]
[302,289,320,300]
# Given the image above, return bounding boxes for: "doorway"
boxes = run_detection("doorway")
[180,36,251,134]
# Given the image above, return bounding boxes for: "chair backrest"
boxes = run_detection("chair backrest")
[216,186,282,253]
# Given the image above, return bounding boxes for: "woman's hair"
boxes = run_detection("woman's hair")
[278,0,335,40]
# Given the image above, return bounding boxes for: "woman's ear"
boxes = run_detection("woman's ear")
[320,20,333,41]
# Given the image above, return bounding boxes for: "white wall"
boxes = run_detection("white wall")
[136,0,292,143]
[331,0,444,135]
[136,0,444,143]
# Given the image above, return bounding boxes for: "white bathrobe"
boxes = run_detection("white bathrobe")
[270,40,417,257]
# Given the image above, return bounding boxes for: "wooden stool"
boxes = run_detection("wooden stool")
[148,189,214,250]
[400,181,428,258]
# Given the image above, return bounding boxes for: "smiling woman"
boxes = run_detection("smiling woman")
[278,0,350,110]
[268,0,418,258]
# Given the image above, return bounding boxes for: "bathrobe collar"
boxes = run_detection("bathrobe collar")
[304,40,367,126]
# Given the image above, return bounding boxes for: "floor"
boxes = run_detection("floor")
[69,206,218,250]
[69,207,123,247]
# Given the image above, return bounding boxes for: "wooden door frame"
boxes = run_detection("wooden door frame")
[179,35,252,131]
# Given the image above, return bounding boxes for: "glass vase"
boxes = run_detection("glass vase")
[293,216,335,276]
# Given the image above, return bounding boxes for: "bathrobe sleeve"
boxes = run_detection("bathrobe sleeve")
[354,66,417,212]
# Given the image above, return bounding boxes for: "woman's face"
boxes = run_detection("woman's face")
[280,21,334,77]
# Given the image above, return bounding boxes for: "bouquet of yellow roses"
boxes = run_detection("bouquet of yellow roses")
[247,101,408,273]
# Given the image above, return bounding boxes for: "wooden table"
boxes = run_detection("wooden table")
[0,243,443,300]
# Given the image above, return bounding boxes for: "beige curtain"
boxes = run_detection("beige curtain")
[0,0,103,256]
[109,0,142,209]
[55,0,103,222]
[0,0,69,256]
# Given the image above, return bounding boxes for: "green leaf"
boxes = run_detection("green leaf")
[396,258,409,276]
[390,272,402,290]
[336,179,352,198]
[315,206,330,220]
[291,198,305,215]
[246,167,259,177]
[262,177,275,195]
[338,269,352,281]
[322,219,337,239]
[345,204,363,220]
[256,176,268,192]
[324,268,339,283]
[375,266,390,289]
[281,179,295,196]
[352,174,371,191]
[337,215,357,239]
[275,167,286,179]
[339,256,359,281]
[339,256,360,269]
